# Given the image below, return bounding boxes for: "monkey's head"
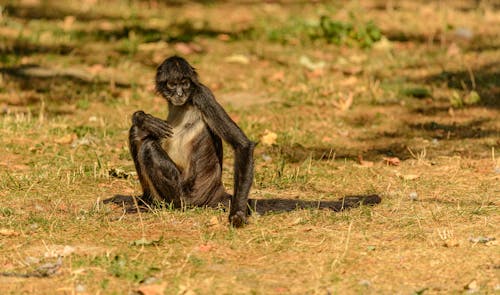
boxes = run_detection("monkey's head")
[156,56,198,106]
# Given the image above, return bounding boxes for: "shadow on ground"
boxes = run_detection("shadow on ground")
[104,194,381,215]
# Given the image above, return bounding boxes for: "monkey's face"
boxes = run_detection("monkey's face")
[156,56,199,106]
[158,78,193,106]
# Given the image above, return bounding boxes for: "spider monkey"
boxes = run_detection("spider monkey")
[127,56,380,228]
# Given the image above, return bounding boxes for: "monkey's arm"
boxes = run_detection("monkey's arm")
[132,111,173,139]
[193,86,255,227]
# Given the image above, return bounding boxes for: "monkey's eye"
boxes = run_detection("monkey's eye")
[181,80,190,89]
[166,82,176,90]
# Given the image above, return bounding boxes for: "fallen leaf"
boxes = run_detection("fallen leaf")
[383,157,401,166]
[174,42,203,55]
[87,64,104,75]
[130,237,163,247]
[321,136,333,143]
[261,130,277,146]
[339,76,358,86]
[270,71,285,82]
[469,236,495,244]
[225,54,250,65]
[446,42,460,57]
[442,239,460,247]
[198,244,213,252]
[136,282,167,295]
[464,280,479,292]
[262,154,272,162]
[373,36,393,51]
[401,174,420,180]
[341,66,362,75]
[44,245,75,257]
[299,55,325,71]
[305,68,325,79]
[62,15,76,31]
[333,92,354,112]
[290,217,303,226]
[217,34,230,41]
[54,133,77,144]
[207,216,220,227]
[357,155,374,167]
[0,228,19,236]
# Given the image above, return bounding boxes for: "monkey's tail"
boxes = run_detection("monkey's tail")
[247,194,381,215]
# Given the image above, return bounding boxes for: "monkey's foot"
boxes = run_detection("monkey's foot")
[229,210,247,228]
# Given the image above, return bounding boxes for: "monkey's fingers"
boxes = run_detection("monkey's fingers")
[141,115,172,133]
[146,121,173,138]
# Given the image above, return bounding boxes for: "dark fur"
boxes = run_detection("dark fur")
[129,56,254,227]
[124,56,380,227]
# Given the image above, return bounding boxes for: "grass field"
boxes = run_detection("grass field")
[0,0,499,294]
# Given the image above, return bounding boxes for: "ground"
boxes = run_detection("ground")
[0,0,499,294]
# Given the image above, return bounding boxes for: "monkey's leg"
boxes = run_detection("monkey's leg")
[129,125,155,204]
[138,139,184,208]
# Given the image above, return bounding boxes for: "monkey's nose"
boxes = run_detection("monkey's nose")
[176,88,183,96]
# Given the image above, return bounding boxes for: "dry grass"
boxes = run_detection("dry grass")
[0,0,499,294]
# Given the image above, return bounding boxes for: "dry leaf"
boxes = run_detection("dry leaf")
[261,130,277,146]
[443,239,460,247]
[299,55,325,70]
[225,54,250,65]
[447,42,460,57]
[464,280,479,291]
[339,76,358,86]
[357,155,374,167]
[401,174,419,180]
[217,34,230,41]
[383,157,401,166]
[207,216,220,227]
[136,282,167,295]
[373,36,393,51]
[321,136,333,143]
[54,133,77,144]
[359,160,374,167]
[270,71,285,82]
[333,92,354,112]
[198,244,213,252]
[174,42,202,55]
[0,228,19,236]
[62,15,75,31]
[290,217,303,226]
[306,68,325,79]
[44,245,75,258]
[341,66,362,75]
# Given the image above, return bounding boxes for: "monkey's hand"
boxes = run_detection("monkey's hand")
[229,210,247,228]
[132,111,173,139]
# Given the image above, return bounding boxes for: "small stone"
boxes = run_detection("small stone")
[409,192,418,201]
[454,27,473,40]
[25,256,40,265]
[262,154,272,162]
[358,279,371,287]
[75,284,86,293]
[469,236,495,244]
[464,280,479,293]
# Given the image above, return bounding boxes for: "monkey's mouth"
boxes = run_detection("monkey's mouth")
[169,95,189,106]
